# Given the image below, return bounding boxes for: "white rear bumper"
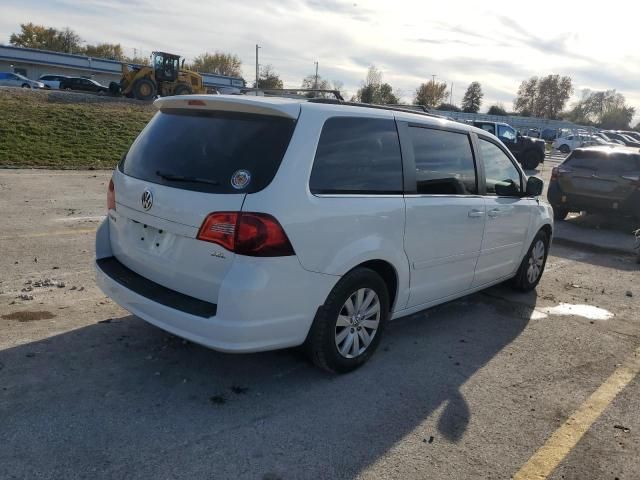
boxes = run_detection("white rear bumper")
[95,218,337,353]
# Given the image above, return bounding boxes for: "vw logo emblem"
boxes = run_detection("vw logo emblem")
[141,189,153,210]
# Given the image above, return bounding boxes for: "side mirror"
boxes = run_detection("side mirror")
[494,179,521,196]
[525,176,544,197]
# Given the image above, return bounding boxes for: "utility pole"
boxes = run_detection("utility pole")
[431,74,437,85]
[255,44,261,95]
[314,61,319,90]
[450,82,453,105]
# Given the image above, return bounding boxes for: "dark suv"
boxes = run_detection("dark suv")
[59,77,108,93]
[473,121,546,169]
[548,146,640,220]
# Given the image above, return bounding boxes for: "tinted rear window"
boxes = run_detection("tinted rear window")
[566,150,640,173]
[309,117,403,194]
[120,109,295,193]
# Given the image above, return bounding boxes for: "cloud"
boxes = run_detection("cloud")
[1,0,639,116]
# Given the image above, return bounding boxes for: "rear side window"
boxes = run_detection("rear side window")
[408,127,477,195]
[121,109,295,193]
[310,117,403,194]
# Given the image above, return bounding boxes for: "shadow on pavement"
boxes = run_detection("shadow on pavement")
[0,291,534,479]
[550,242,639,272]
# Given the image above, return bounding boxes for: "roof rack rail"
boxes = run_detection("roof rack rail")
[241,88,344,101]
[307,99,446,119]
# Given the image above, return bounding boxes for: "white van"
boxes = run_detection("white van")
[96,95,553,372]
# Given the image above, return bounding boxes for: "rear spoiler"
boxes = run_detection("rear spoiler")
[154,95,302,119]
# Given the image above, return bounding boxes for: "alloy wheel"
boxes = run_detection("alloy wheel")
[527,240,546,284]
[335,288,380,358]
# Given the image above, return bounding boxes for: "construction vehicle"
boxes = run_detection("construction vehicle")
[109,51,205,100]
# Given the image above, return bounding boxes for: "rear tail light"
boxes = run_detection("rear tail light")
[107,178,116,211]
[197,212,295,257]
[550,167,559,181]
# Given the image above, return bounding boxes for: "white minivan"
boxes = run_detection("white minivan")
[96,95,553,372]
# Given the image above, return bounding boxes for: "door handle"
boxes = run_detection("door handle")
[488,208,500,218]
[468,209,485,218]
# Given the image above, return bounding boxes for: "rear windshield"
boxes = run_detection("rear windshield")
[566,150,640,172]
[120,109,295,193]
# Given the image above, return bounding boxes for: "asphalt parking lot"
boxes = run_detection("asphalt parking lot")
[1,168,639,480]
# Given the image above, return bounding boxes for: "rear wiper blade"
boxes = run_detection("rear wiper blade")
[156,171,220,186]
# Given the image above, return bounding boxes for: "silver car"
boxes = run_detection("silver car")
[0,72,45,89]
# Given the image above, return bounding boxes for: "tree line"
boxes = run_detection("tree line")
[8,22,638,129]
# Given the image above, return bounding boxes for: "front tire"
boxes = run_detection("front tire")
[512,230,549,292]
[132,78,157,100]
[559,144,570,154]
[305,268,389,373]
[522,150,543,170]
[21,83,31,89]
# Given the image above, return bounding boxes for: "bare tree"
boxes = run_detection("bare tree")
[354,65,399,104]
[513,75,572,119]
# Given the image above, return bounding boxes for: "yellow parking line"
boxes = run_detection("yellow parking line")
[0,228,96,240]
[514,345,640,480]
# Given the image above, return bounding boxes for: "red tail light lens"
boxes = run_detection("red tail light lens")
[197,212,295,257]
[550,167,558,181]
[107,178,116,210]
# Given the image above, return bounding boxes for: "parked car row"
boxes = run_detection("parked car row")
[0,72,45,89]
[551,131,637,153]
[0,72,109,93]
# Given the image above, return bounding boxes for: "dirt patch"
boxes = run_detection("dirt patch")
[2,311,56,322]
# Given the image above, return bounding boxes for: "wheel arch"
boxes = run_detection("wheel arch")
[345,259,399,313]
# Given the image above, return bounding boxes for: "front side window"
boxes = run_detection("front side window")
[479,139,522,196]
[409,127,477,195]
[497,125,516,142]
[309,117,403,194]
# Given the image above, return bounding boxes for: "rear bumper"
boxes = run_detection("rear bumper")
[548,181,639,216]
[95,218,337,353]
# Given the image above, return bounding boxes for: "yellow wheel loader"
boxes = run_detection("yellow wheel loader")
[109,51,205,100]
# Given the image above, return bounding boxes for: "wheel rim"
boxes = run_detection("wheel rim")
[335,288,380,359]
[140,83,151,96]
[526,240,545,284]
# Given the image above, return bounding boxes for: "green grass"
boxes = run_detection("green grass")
[0,88,155,169]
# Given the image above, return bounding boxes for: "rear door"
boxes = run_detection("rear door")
[110,104,297,303]
[400,122,486,307]
[473,136,533,286]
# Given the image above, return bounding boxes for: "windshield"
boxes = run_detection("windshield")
[121,109,295,194]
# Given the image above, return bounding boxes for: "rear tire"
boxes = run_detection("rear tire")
[512,230,549,292]
[305,268,389,373]
[21,83,31,89]
[553,207,569,221]
[132,78,156,101]
[522,150,543,170]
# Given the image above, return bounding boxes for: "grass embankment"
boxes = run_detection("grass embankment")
[0,88,155,169]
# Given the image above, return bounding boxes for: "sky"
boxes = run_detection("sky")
[2,0,639,117]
